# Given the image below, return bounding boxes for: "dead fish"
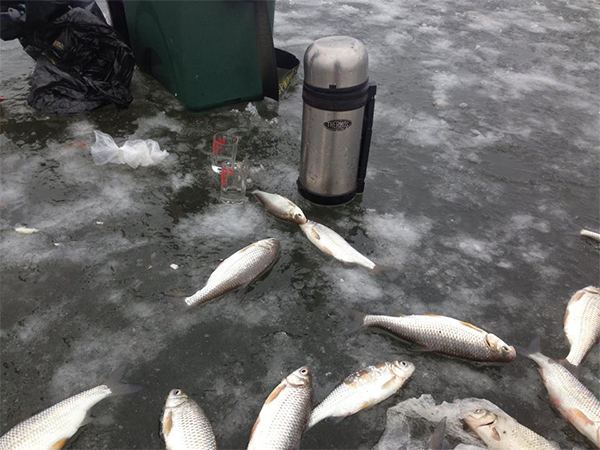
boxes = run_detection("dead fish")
[465,408,558,450]
[307,361,414,430]
[247,366,313,450]
[253,190,307,224]
[347,309,516,362]
[161,389,217,450]
[581,229,600,242]
[0,365,142,450]
[185,238,280,307]
[14,226,39,234]
[299,220,389,274]
[563,286,600,366]
[429,417,447,450]
[519,336,600,447]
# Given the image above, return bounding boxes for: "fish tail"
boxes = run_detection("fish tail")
[104,364,145,396]
[184,290,204,307]
[558,359,581,378]
[344,307,368,335]
[515,335,542,359]
[429,417,447,450]
[372,264,400,281]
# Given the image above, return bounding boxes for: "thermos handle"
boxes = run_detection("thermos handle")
[356,84,377,194]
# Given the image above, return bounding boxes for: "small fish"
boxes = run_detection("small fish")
[347,309,516,362]
[185,238,280,307]
[563,286,600,366]
[14,227,39,234]
[161,389,217,450]
[429,417,447,450]
[248,366,313,450]
[465,408,558,450]
[519,336,600,447]
[581,229,600,242]
[0,365,142,450]
[253,190,307,224]
[307,361,414,429]
[299,220,378,270]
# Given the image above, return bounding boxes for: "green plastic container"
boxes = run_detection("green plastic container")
[123,0,275,111]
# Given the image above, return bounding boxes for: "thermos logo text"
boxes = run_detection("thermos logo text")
[323,119,352,131]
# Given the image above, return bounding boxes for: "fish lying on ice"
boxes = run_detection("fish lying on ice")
[564,286,600,366]
[0,365,142,450]
[299,220,392,276]
[347,309,516,362]
[248,366,313,450]
[519,336,600,447]
[580,229,600,242]
[185,238,280,307]
[161,389,218,450]
[307,360,414,430]
[253,190,307,224]
[465,408,559,450]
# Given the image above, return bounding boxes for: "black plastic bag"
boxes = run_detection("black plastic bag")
[27,7,134,114]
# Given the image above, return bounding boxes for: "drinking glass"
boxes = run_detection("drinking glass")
[220,160,248,204]
[211,132,238,173]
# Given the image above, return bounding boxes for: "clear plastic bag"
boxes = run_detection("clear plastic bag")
[91,130,168,169]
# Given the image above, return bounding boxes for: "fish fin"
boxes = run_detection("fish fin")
[570,408,594,426]
[429,417,447,450]
[50,438,69,450]
[103,364,145,396]
[372,264,400,281]
[381,378,399,390]
[395,313,406,317]
[329,415,346,424]
[558,359,581,378]
[249,416,261,441]
[265,382,286,404]
[80,411,94,427]
[491,426,501,441]
[459,321,484,333]
[163,410,173,437]
[309,228,321,241]
[343,308,367,335]
[515,335,541,359]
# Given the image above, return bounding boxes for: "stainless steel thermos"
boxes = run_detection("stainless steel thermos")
[298,36,376,205]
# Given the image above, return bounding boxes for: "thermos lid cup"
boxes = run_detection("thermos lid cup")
[303,36,369,90]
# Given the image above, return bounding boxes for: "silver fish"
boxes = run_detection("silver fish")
[185,238,280,307]
[247,366,312,450]
[564,286,600,366]
[465,408,558,450]
[253,190,307,224]
[520,337,600,447]
[161,389,217,450]
[0,366,142,450]
[307,361,414,429]
[299,220,377,270]
[349,310,516,362]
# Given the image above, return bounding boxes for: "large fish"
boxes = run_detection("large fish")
[307,361,414,429]
[0,366,142,450]
[465,408,558,450]
[348,309,516,362]
[253,190,307,224]
[161,389,218,450]
[185,238,280,307]
[520,336,600,447]
[247,366,313,450]
[299,220,382,271]
[564,286,600,366]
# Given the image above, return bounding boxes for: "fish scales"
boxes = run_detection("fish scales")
[162,390,217,450]
[363,314,515,361]
[253,191,307,224]
[307,361,414,429]
[525,350,600,446]
[248,367,312,450]
[0,386,111,450]
[185,238,279,306]
[564,286,600,366]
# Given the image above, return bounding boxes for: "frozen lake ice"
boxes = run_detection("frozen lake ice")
[1,0,599,448]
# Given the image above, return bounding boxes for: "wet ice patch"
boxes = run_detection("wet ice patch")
[374,394,499,450]
[170,173,195,190]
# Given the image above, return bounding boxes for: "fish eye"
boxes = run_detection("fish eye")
[300,368,308,375]
[173,389,181,395]
[401,361,408,367]
[475,409,482,413]
[502,345,510,352]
